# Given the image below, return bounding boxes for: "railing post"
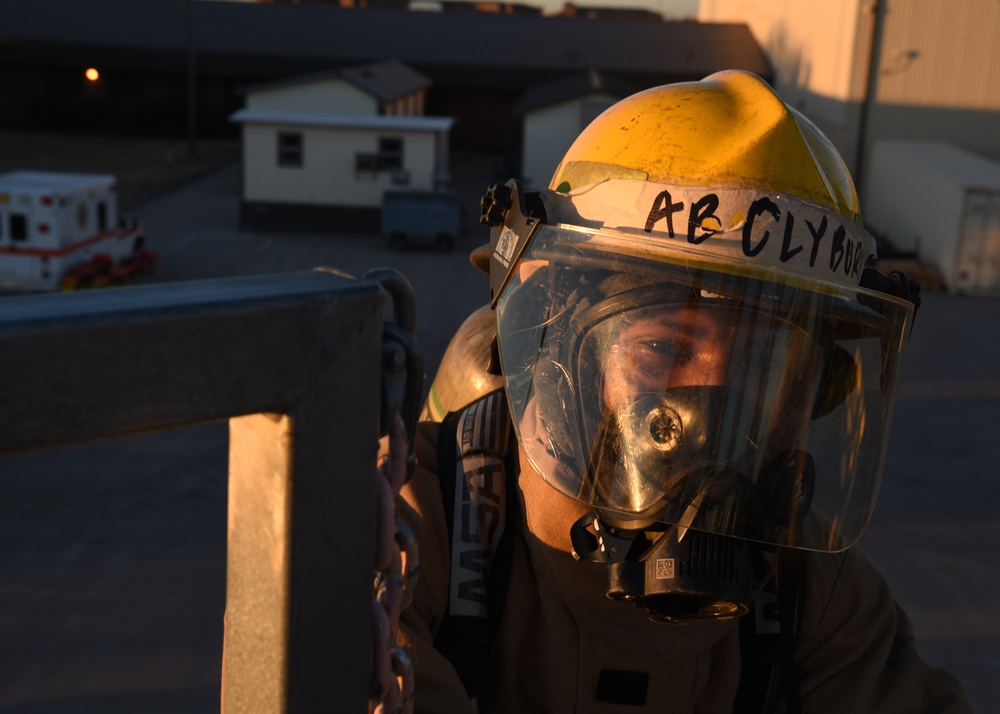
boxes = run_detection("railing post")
[0,269,385,711]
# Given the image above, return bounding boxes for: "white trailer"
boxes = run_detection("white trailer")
[864,141,1000,295]
[0,171,147,293]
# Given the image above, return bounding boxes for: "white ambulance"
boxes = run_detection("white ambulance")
[0,170,147,292]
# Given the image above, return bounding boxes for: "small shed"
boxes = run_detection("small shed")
[230,60,455,233]
[513,71,638,190]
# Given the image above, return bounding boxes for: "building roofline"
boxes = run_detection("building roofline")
[512,69,638,115]
[237,59,433,102]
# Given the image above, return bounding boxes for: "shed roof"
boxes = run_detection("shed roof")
[339,60,433,101]
[240,60,432,102]
[512,70,639,115]
[875,140,1000,191]
[0,0,771,85]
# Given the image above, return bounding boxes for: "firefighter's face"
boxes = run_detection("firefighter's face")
[602,304,732,414]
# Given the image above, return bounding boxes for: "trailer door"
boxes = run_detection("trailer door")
[956,191,1000,293]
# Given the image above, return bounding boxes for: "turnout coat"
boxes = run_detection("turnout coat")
[396,416,971,714]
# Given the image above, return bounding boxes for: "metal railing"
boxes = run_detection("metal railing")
[0,269,385,712]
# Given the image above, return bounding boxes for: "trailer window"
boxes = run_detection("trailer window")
[378,138,403,171]
[10,213,27,241]
[355,153,378,180]
[278,132,303,168]
[97,201,107,231]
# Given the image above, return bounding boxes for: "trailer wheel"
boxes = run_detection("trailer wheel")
[435,234,454,253]
[388,232,407,252]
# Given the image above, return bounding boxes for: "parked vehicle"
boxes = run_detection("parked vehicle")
[0,170,154,293]
[381,191,461,253]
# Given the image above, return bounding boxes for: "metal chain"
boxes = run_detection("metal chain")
[365,268,423,714]
[370,415,418,714]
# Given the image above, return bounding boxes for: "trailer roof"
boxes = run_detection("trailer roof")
[0,171,116,193]
[876,141,1000,192]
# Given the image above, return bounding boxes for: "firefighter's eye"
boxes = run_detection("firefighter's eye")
[630,339,693,372]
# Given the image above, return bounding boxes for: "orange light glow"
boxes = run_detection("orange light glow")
[85,68,100,82]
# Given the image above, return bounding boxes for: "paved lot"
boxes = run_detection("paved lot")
[1,159,998,712]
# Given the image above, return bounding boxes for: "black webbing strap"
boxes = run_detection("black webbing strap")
[432,389,515,699]
[733,549,805,713]
[433,406,493,695]
[734,579,783,713]
[777,548,805,714]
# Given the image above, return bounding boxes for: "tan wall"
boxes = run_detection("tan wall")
[699,0,866,102]
[699,0,1000,193]
[698,1,870,175]
[874,0,1000,111]
[242,124,439,208]
[698,0,868,161]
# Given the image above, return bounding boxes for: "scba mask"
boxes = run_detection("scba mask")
[481,176,916,623]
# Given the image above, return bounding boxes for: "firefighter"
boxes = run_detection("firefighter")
[392,70,972,713]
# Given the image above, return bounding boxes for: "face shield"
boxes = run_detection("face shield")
[494,220,913,553]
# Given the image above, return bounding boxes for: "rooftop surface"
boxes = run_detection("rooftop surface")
[1,0,769,82]
[0,151,996,712]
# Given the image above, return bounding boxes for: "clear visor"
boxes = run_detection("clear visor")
[496,224,913,552]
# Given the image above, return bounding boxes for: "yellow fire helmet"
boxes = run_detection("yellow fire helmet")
[479,70,918,553]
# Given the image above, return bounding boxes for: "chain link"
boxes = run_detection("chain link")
[370,416,417,714]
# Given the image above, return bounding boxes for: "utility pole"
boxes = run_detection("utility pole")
[186,0,198,157]
[855,0,885,195]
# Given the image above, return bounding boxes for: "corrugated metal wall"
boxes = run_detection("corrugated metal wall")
[876,0,1000,110]
[700,0,1000,172]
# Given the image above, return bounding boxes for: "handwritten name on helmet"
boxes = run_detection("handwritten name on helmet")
[543,179,876,286]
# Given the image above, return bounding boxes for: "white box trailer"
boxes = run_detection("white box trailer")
[0,171,147,292]
[864,141,1000,295]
